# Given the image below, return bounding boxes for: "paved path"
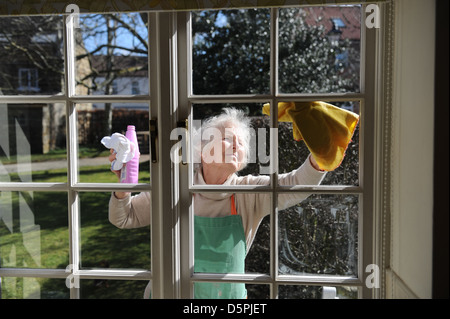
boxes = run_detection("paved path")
[1,155,150,174]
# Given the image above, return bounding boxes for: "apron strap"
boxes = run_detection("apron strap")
[231,194,237,216]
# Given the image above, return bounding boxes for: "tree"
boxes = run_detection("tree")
[0,16,65,154]
[0,16,64,95]
[76,13,148,136]
[192,8,358,96]
[192,9,270,95]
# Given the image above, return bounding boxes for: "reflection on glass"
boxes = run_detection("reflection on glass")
[0,103,67,183]
[79,192,150,270]
[278,285,357,299]
[279,6,361,93]
[192,104,274,180]
[77,103,150,183]
[75,13,148,96]
[246,284,270,299]
[192,9,270,95]
[246,214,270,276]
[0,277,70,299]
[0,191,69,271]
[278,101,360,186]
[0,15,64,95]
[278,194,359,277]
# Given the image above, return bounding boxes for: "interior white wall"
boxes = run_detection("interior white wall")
[389,0,435,299]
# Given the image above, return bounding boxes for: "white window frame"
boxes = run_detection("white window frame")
[176,4,386,299]
[0,2,391,299]
[0,13,154,299]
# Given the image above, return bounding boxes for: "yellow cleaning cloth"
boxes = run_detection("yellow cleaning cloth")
[262,101,359,171]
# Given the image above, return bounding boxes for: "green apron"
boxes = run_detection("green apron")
[194,195,247,299]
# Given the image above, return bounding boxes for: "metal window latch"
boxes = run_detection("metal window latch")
[177,119,188,165]
[149,118,158,163]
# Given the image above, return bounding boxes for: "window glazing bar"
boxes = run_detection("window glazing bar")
[77,269,151,280]
[276,275,362,286]
[68,95,151,103]
[0,183,68,191]
[0,268,151,281]
[191,273,362,289]
[0,95,150,105]
[189,185,362,194]
[63,13,81,299]
[72,183,151,192]
[0,268,68,279]
[269,7,280,299]
[191,273,272,284]
[188,93,364,103]
[0,95,66,104]
[191,272,362,286]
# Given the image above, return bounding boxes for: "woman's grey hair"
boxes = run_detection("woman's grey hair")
[192,108,252,171]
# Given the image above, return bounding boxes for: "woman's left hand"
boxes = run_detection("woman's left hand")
[309,155,324,172]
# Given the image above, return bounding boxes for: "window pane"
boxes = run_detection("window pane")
[0,191,69,269]
[0,277,69,299]
[0,103,67,183]
[76,103,150,183]
[278,194,359,277]
[192,9,270,95]
[246,215,270,275]
[278,285,357,299]
[279,6,361,93]
[79,192,150,270]
[0,16,64,95]
[191,103,274,180]
[80,279,149,299]
[247,284,270,299]
[75,13,148,96]
[193,191,270,298]
[277,101,360,186]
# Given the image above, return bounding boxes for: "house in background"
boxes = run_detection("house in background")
[0,16,66,155]
[89,55,148,110]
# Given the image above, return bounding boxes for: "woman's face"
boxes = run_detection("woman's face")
[202,124,246,173]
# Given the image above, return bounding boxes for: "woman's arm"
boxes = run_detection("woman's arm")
[241,155,327,217]
[276,155,327,211]
[109,192,151,229]
[107,149,151,229]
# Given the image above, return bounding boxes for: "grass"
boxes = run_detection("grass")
[0,147,110,165]
[0,161,151,299]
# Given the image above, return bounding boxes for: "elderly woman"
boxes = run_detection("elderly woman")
[108,108,328,299]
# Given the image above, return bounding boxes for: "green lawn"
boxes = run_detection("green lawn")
[0,161,151,299]
[0,147,110,165]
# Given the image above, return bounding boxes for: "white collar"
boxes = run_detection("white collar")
[194,168,237,200]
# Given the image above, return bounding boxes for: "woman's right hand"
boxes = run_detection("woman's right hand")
[109,149,128,199]
[109,149,121,179]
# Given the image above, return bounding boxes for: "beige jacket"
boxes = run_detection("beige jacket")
[109,156,326,251]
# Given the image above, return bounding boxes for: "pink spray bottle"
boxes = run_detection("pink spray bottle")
[120,125,140,183]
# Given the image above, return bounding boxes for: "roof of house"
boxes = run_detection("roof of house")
[302,6,361,40]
